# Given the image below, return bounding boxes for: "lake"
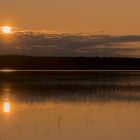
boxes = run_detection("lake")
[0,71,140,140]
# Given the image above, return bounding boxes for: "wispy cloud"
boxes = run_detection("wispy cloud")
[0,32,140,57]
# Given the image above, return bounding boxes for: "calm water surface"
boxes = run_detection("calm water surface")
[0,71,140,140]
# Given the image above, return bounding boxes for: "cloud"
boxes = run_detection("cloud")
[0,32,140,57]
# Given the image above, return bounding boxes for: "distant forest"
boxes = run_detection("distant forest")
[0,55,140,70]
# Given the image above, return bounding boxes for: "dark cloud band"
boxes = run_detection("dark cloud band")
[0,32,140,57]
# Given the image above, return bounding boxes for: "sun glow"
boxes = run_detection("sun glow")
[1,26,12,34]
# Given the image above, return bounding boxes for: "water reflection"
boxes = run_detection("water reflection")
[0,72,139,140]
[3,101,10,113]
[0,72,140,111]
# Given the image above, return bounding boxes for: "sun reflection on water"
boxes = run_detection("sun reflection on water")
[2,85,12,114]
[3,101,11,113]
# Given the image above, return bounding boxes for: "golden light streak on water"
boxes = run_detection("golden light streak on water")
[0,69,16,73]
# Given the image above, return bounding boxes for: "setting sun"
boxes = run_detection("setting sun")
[2,26,12,34]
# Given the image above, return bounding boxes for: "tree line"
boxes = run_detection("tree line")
[0,55,140,70]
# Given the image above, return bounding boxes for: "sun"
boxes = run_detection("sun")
[2,26,12,34]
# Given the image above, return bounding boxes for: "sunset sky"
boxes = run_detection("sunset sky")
[0,0,140,34]
[0,0,140,57]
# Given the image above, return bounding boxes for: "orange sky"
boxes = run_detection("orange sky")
[0,0,140,34]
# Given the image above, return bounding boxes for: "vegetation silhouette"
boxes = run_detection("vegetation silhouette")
[0,55,140,70]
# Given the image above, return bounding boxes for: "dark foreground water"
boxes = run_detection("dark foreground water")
[0,71,140,140]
